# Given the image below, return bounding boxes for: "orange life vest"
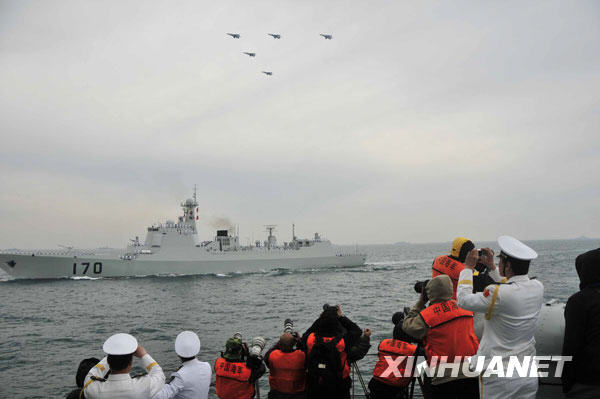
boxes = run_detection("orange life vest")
[372,339,417,387]
[420,300,479,365]
[214,357,254,399]
[306,333,350,379]
[267,349,306,393]
[431,255,465,299]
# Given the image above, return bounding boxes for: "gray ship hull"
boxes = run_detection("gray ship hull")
[0,253,366,279]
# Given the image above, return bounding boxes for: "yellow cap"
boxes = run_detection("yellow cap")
[451,237,471,258]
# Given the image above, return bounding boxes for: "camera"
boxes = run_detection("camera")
[476,249,488,272]
[414,279,430,303]
[284,319,294,334]
[322,303,337,313]
[246,336,266,368]
[248,336,266,358]
[414,279,429,294]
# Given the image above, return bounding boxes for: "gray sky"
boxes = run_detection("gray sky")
[1,0,599,248]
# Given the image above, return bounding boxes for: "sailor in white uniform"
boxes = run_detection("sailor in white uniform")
[457,236,544,399]
[82,333,165,399]
[153,331,212,399]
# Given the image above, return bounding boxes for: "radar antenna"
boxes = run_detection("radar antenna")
[264,225,277,237]
[264,225,277,249]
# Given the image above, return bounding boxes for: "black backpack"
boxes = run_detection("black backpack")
[306,334,344,391]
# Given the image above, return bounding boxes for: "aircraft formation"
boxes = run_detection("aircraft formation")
[226,32,333,77]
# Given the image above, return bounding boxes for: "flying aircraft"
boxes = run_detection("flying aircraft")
[320,34,333,40]
[261,71,273,76]
[227,33,241,39]
[243,52,256,57]
[268,33,281,39]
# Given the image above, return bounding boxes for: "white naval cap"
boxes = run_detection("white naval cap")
[103,333,138,355]
[175,331,201,358]
[498,235,538,260]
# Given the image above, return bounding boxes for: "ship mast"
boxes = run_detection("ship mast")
[265,225,277,249]
[180,187,199,232]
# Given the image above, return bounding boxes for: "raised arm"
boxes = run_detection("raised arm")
[135,346,166,397]
[457,269,496,313]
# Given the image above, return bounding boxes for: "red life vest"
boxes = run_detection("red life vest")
[306,333,350,379]
[372,339,417,387]
[214,357,254,399]
[431,255,465,299]
[420,300,479,365]
[267,349,306,393]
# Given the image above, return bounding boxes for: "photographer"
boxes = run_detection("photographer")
[264,319,306,399]
[431,237,495,298]
[457,237,543,399]
[214,334,266,399]
[300,304,363,351]
[369,312,421,399]
[303,305,371,399]
[402,276,479,399]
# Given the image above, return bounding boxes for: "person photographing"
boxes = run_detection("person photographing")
[457,236,543,399]
[264,319,307,399]
[214,333,266,399]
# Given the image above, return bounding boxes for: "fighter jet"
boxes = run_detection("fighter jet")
[243,52,256,57]
[261,71,273,76]
[227,33,241,39]
[268,33,281,39]
[320,34,333,40]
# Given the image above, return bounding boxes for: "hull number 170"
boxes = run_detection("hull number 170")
[73,262,103,274]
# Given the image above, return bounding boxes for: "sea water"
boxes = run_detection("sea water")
[0,239,596,398]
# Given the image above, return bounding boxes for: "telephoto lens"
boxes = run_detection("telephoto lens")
[248,336,266,358]
[283,319,294,334]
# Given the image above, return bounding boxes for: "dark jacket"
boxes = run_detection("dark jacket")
[300,315,363,356]
[66,389,82,399]
[562,248,600,392]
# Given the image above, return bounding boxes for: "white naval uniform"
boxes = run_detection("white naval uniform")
[457,268,544,399]
[83,354,166,399]
[153,358,211,399]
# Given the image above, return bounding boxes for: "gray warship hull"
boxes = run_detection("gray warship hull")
[0,193,367,279]
[0,252,366,279]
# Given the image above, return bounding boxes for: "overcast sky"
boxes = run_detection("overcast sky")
[1,0,599,248]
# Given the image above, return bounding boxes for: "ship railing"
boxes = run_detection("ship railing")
[0,249,96,256]
[120,253,138,260]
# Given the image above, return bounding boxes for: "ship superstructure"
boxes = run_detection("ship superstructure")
[0,192,366,279]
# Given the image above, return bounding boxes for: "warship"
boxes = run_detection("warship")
[0,191,366,279]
